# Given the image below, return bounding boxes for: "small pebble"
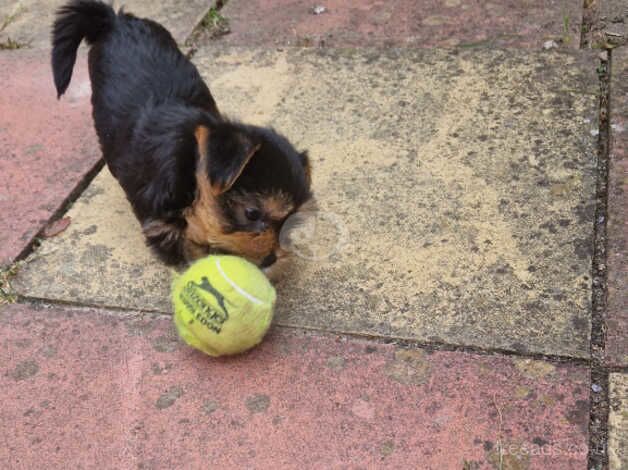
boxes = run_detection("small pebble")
[543,40,558,50]
[591,383,602,393]
[312,5,327,15]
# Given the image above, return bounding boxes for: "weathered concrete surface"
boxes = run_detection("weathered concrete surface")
[0,303,590,469]
[595,0,628,48]
[217,0,582,48]
[606,47,628,366]
[609,373,628,470]
[15,48,598,357]
[0,50,99,265]
[13,167,175,309]
[0,0,208,49]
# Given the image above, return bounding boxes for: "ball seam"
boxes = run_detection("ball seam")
[215,258,268,306]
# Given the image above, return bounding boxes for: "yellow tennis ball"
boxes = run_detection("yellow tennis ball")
[171,255,276,357]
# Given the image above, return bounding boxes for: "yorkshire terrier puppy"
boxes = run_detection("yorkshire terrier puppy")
[51,0,311,269]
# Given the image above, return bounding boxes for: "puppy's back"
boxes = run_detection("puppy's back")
[52,1,218,144]
[87,8,218,132]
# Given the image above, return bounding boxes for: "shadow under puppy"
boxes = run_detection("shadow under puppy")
[51,0,312,271]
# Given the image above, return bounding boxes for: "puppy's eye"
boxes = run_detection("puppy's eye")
[245,207,262,221]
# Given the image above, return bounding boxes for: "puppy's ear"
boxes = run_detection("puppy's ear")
[195,125,260,196]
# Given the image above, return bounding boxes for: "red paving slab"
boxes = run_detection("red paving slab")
[0,50,99,266]
[606,47,628,366]
[218,0,583,48]
[0,303,590,469]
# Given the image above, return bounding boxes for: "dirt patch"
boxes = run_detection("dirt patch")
[185,1,230,54]
[245,394,270,413]
[0,262,20,304]
[155,386,184,409]
[9,359,39,381]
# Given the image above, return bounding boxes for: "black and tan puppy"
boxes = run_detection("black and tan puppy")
[51,0,311,269]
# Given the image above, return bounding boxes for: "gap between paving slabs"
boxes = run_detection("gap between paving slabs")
[593,44,628,470]
[587,47,613,470]
[13,46,599,361]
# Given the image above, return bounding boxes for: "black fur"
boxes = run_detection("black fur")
[51,0,115,97]
[51,0,311,266]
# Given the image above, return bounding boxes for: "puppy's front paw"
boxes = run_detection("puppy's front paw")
[142,218,186,265]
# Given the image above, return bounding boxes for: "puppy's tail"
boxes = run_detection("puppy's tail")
[52,0,115,98]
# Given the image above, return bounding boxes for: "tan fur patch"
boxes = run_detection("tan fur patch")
[183,189,224,249]
[262,192,294,220]
[303,158,312,187]
[142,219,173,238]
[194,126,210,154]
[182,239,210,261]
[185,127,228,256]
[214,230,277,263]
[194,125,214,191]
[141,219,182,245]
[184,200,276,264]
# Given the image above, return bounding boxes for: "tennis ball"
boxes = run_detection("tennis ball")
[171,255,276,357]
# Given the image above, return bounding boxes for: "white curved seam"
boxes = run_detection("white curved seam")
[215,258,265,305]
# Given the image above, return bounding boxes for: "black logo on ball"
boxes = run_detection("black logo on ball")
[179,276,229,333]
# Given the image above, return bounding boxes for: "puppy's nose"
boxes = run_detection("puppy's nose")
[260,253,277,268]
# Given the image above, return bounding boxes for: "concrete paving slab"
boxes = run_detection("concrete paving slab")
[596,0,628,48]
[15,48,598,357]
[13,167,175,307]
[0,50,99,265]
[0,0,208,49]
[606,47,628,366]
[609,373,628,470]
[0,303,590,469]
[215,0,582,48]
